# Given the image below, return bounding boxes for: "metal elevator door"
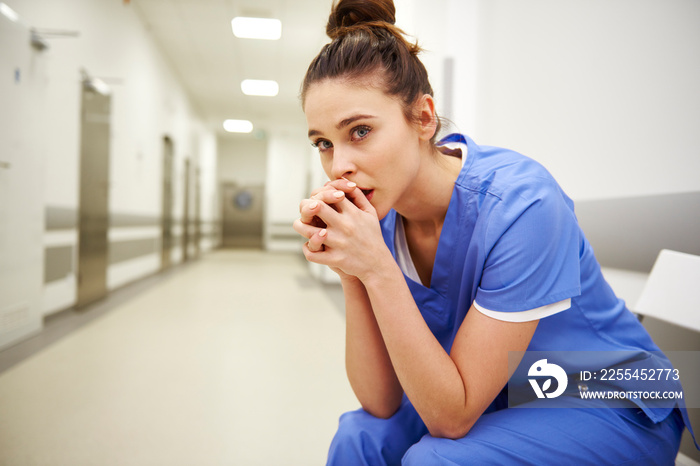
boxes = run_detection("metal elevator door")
[182,158,191,261]
[193,165,201,258]
[76,78,111,308]
[221,183,264,248]
[161,136,174,270]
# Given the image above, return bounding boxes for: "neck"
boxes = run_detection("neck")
[394,146,462,233]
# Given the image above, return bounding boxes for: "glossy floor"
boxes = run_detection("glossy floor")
[0,250,357,465]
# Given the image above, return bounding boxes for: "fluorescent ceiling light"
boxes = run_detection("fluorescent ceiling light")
[223,119,253,133]
[241,79,279,97]
[0,3,19,22]
[231,17,281,40]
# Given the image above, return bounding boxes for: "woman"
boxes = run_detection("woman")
[293,0,694,464]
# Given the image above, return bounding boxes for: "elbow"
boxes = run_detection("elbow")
[361,400,401,420]
[426,416,476,440]
[427,426,470,440]
[353,383,403,420]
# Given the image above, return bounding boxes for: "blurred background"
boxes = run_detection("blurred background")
[0,0,699,464]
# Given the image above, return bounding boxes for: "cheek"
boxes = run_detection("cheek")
[319,155,333,179]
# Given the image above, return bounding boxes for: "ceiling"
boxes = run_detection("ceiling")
[132,0,333,138]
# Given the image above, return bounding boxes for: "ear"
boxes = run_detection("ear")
[416,94,438,142]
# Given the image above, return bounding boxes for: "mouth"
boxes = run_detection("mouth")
[360,188,374,201]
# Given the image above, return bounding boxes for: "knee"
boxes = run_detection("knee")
[402,436,445,466]
[402,435,494,466]
[334,408,388,441]
[327,409,392,466]
[328,404,427,466]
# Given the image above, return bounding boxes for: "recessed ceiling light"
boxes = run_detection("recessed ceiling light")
[0,2,20,22]
[241,79,279,97]
[231,17,281,40]
[223,119,253,133]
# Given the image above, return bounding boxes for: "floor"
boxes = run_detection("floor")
[0,250,358,466]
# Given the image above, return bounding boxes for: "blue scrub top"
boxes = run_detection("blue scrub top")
[379,134,691,430]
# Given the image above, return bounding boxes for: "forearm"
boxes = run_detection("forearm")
[342,276,403,418]
[296,186,480,428]
[361,262,474,437]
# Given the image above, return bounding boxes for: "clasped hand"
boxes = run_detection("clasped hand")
[293,179,389,282]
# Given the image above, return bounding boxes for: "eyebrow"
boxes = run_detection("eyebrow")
[308,114,376,138]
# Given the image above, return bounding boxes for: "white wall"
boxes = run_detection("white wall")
[472,0,700,201]
[397,0,700,202]
[1,0,218,318]
[218,136,268,185]
[394,0,478,135]
[198,129,219,251]
[264,128,311,251]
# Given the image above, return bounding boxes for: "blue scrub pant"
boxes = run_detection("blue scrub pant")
[327,395,684,465]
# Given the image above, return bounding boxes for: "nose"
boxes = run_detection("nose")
[330,146,356,180]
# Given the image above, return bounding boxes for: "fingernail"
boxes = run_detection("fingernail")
[347,181,357,188]
[333,191,345,198]
[319,229,327,237]
[309,201,318,209]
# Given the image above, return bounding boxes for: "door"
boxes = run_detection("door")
[76,76,111,308]
[193,165,201,258]
[0,19,47,348]
[221,183,264,248]
[161,136,174,270]
[182,158,191,261]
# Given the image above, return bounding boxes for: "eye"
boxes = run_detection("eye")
[351,125,371,141]
[311,139,333,152]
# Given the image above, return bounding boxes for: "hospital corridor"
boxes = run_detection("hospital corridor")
[2,0,700,464]
[0,250,356,465]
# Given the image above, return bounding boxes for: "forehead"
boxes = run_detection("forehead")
[304,79,403,130]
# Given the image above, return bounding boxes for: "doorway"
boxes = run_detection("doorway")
[221,182,264,248]
[76,76,111,308]
[161,136,174,270]
[182,158,191,261]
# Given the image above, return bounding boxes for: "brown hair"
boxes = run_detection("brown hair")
[301,0,440,141]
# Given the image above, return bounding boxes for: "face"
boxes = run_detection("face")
[304,79,430,220]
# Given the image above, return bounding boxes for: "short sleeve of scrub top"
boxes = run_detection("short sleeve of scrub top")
[394,209,573,324]
[472,173,582,321]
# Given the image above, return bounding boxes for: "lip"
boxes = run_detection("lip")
[360,188,374,202]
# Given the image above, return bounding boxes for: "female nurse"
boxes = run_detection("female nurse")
[293,0,695,464]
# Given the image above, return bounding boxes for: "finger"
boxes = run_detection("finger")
[310,180,348,197]
[311,189,347,206]
[307,228,327,252]
[299,199,326,226]
[325,193,361,217]
[324,179,374,213]
[326,178,358,193]
[310,184,334,197]
[302,234,333,263]
[293,217,324,239]
[344,186,375,213]
[311,198,343,226]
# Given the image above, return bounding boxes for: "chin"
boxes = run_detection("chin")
[375,204,392,221]
[370,195,395,221]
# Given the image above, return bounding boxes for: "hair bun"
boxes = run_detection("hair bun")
[326,0,396,39]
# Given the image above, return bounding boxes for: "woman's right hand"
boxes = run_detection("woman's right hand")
[294,178,359,281]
